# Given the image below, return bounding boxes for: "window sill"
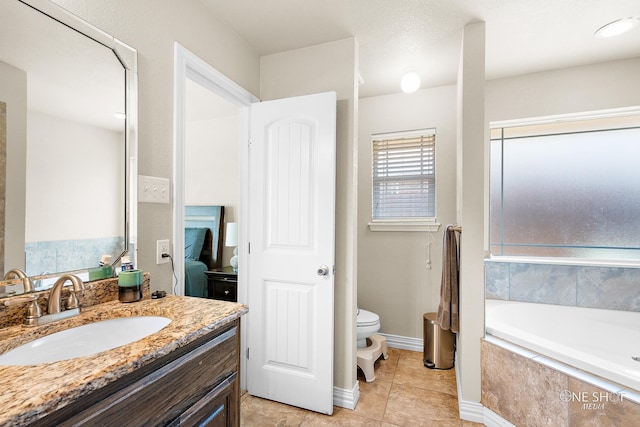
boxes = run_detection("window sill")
[368,220,441,232]
[485,255,640,269]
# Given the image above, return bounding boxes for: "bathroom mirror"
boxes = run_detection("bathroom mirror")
[0,0,137,296]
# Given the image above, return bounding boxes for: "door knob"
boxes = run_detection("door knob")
[317,265,329,276]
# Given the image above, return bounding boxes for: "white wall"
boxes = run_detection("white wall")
[260,38,359,394]
[185,114,239,265]
[52,0,260,292]
[357,85,457,338]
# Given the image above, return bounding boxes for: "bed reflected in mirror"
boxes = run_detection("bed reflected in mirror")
[184,206,224,298]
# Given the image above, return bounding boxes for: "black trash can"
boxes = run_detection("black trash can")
[423,312,455,369]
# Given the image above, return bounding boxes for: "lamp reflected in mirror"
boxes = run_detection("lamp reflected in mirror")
[225,222,238,273]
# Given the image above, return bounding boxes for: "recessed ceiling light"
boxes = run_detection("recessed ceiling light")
[401,72,421,94]
[595,17,639,38]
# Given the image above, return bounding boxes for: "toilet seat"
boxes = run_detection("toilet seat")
[357,309,380,327]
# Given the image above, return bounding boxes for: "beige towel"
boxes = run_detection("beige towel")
[437,225,459,333]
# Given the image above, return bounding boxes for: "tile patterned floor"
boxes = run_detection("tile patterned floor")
[240,348,484,426]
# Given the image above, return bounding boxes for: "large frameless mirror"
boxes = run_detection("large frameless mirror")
[0,0,137,296]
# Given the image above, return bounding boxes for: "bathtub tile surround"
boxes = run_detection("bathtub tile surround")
[567,379,640,427]
[485,261,640,312]
[510,263,578,305]
[482,339,569,426]
[577,267,640,311]
[482,339,640,427]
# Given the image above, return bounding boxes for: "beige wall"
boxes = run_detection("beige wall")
[486,56,640,121]
[52,0,260,291]
[358,44,640,411]
[260,38,360,393]
[0,62,27,272]
[357,85,457,338]
[185,114,239,265]
[26,111,123,242]
[456,22,486,405]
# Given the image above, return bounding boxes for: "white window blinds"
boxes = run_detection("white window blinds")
[372,129,436,220]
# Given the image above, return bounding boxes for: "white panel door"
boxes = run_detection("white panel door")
[247,92,336,415]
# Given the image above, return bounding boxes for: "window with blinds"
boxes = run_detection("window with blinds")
[371,129,436,220]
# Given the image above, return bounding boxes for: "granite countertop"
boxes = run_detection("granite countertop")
[0,295,248,426]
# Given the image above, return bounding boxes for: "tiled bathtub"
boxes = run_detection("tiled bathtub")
[482,300,640,426]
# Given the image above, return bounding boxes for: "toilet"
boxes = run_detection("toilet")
[356,308,389,382]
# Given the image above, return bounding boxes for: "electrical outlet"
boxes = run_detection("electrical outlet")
[156,239,170,264]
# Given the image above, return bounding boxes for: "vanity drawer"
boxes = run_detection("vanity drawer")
[206,270,238,302]
[212,280,237,302]
[38,323,240,427]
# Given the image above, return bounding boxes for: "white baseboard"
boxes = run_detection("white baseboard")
[333,381,359,410]
[379,333,423,352]
[455,360,484,423]
[455,352,515,427]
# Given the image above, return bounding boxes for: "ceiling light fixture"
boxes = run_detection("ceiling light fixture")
[401,72,421,94]
[595,17,639,38]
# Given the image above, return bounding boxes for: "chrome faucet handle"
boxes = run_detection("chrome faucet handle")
[3,294,43,325]
[65,292,80,310]
[66,282,91,309]
[3,294,38,306]
[3,268,35,293]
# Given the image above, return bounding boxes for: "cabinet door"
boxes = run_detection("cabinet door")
[59,327,239,426]
[168,372,238,427]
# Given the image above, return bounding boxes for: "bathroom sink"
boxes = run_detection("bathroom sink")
[0,316,171,365]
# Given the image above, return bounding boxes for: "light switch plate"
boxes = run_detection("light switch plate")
[139,175,170,204]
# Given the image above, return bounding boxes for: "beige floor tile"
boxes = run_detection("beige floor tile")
[394,358,457,397]
[395,349,424,363]
[300,407,383,426]
[240,394,309,427]
[241,349,463,427]
[383,383,460,426]
[353,379,392,421]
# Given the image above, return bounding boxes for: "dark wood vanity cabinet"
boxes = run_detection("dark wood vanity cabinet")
[34,321,241,427]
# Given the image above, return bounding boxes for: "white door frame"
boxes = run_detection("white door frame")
[173,42,258,387]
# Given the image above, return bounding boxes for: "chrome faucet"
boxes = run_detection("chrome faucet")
[3,274,85,326]
[47,274,85,315]
[3,268,34,293]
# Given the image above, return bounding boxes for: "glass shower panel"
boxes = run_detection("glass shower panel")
[489,139,503,255]
[499,127,640,258]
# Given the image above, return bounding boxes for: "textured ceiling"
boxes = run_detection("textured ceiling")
[200,0,640,98]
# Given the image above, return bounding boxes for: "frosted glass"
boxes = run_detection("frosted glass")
[489,140,503,254]
[490,127,640,259]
